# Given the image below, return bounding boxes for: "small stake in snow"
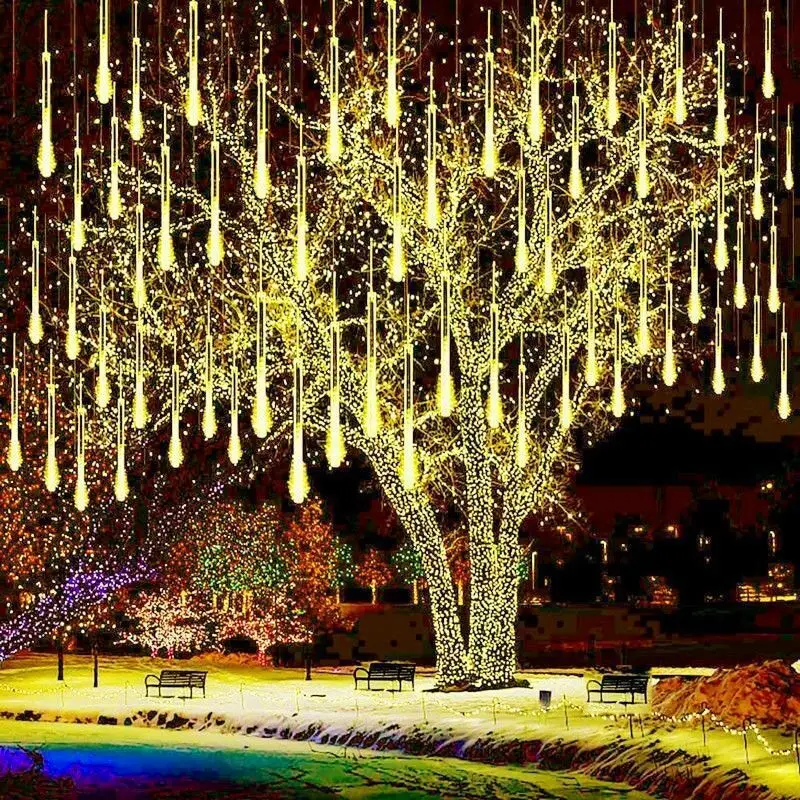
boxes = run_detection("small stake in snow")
[295,688,300,714]
[421,693,427,724]
[240,683,244,710]
[638,714,644,738]
[794,729,799,775]
[742,723,750,765]
[628,714,634,739]
[563,695,569,730]
[492,698,498,727]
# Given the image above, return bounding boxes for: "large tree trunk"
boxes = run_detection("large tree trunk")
[354,429,471,687]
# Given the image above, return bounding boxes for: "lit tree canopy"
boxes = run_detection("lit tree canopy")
[7,0,790,686]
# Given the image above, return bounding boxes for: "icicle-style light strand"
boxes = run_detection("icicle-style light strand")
[37,11,56,177]
[45,352,59,492]
[688,198,703,323]
[96,274,110,409]
[133,310,147,429]
[768,197,780,314]
[663,260,677,387]
[425,65,440,230]
[74,376,89,512]
[569,67,583,199]
[108,84,122,220]
[586,264,598,386]
[516,333,528,468]
[7,335,22,472]
[673,1,687,124]
[72,116,85,252]
[528,8,544,142]
[28,209,43,345]
[202,303,217,439]
[637,228,650,355]
[401,283,417,490]
[543,159,555,293]
[130,0,144,142]
[636,67,650,199]
[364,243,381,437]
[487,266,503,428]
[95,0,112,104]
[390,129,405,282]
[713,276,725,394]
[612,300,625,418]
[515,148,528,273]
[254,33,270,197]
[326,268,345,468]
[752,110,764,220]
[252,244,272,438]
[289,325,309,503]
[560,292,572,430]
[134,176,146,308]
[785,106,795,191]
[158,105,174,269]
[228,344,242,465]
[778,304,791,419]
[751,264,764,383]
[438,263,455,417]
[168,333,183,468]
[763,0,775,99]
[185,0,203,126]
[606,0,620,130]
[714,149,728,272]
[734,194,747,309]
[114,371,129,502]
[327,0,343,163]
[294,119,309,282]
[714,11,728,147]
[66,242,80,361]
[207,106,224,267]
[482,11,498,179]
[385,0,399,127]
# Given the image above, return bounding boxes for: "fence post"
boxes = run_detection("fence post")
[794,729,800,775]
[701,714,707,748]
[421,693,427,724]
[638,714,644,738]
[563,695,569,730]
[742,723,750,766]
[628,714,634,739]
[492,698,498,727]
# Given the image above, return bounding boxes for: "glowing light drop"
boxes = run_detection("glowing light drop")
[95,0,112,104]
[7,336,22,472]
[158,106,175,269]
[762,0,775,99]
[28,210,43,345]
[74,377,89,512]
[364,244,381,436]
[130,1,144,141]
[37,12,56,177]
[528,10,544,142]
[168,334,183,468]
[44,352,60,492]
[185,0,203,126]
[778,305,791,419]
[482,11,498,178]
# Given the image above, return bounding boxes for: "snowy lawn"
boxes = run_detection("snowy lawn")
[0,719,657,799]
[0,654,795,797]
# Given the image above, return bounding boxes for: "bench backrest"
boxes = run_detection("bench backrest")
[368,662,416,680]
[159,670,207,687]
[600,674,648,691]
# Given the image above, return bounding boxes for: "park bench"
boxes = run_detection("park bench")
[144,669,207,699]
[353,661,416,691]
[586,673,648,704]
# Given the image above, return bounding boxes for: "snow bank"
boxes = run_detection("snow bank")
[652,660,800,729]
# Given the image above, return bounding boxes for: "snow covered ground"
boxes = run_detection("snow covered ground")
[0,654,795,799]
[0,719,657,799]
